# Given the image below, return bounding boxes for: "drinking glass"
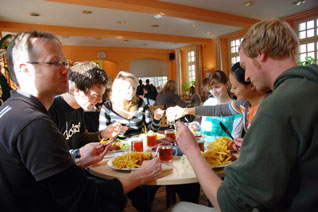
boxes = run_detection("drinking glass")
[131,137,144,152]
[157,143,178,163]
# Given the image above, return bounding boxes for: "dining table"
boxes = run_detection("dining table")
[87,146,226,211]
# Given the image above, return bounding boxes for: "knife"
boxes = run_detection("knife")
[219,122,234,139]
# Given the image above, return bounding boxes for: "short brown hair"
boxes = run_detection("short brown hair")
[68,61,107,94]
[240,18,299,61]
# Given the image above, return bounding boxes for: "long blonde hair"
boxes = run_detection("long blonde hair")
[110,71,138,112]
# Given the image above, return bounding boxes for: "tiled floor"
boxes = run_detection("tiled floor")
[124,186,211,212]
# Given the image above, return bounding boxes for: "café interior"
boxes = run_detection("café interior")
[0,1,317,212]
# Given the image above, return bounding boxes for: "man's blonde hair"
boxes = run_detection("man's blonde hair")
[240,18,299,61]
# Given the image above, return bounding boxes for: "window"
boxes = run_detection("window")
[187,50,196,82]
[229,38,242,66]
[138,76,167,91]
[296,17,318,63]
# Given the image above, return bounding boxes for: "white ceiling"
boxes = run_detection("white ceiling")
[0,0,317,49]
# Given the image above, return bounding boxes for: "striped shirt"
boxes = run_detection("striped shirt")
[99,100,160,137]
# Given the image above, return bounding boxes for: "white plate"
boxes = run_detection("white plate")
[107,159,173,171]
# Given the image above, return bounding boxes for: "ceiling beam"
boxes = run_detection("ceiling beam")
[0,21,211,44]
[47,0,259,28]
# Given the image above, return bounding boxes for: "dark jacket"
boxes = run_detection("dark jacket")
[218,65,318,211]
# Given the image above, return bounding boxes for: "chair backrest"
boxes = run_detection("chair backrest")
[149,105,168,128]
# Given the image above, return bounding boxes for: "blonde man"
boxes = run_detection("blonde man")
[171,18,318,212]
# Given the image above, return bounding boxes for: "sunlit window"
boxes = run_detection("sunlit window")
[229,38,242,66]
[187,50,196,82]
[297,17,318,63]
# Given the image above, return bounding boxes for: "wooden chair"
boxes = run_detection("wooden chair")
[149,105,168,129]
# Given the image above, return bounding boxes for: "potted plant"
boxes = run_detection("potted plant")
[297,56,318,66]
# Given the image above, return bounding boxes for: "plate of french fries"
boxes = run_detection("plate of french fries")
[203,136,238,168]
[181,136,238,170]
[107,152,153,171]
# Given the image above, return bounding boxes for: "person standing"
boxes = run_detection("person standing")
[170,18,318,212]
[0,31,162,212]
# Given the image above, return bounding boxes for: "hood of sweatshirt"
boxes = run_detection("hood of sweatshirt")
[274,64,318,90]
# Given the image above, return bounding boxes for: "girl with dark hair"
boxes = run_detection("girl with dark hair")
[167,62,268,152]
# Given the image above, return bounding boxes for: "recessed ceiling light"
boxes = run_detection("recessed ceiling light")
[96,37,102,40]
[292,0,306,6]
[82,10,92,14]
[143,44,148,46]
[154,14,162,19]
[151,24,159,28]
[206,31,213,35]
[192,24,199,28]
[30,12,40,17]
[123,40,129,42]
[62,35,70,38]
[116,21,126,25]
[244,1,256,6]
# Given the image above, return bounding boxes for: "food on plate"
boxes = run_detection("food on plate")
[202,137,238,168]
[100,138,130,151]
[110,143,121,150]
[112,152,153,169]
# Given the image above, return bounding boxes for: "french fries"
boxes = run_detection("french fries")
[112,152,152,169]
[203,137,237,168]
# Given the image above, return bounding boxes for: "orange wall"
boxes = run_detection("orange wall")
[201,39,216,77]
[61,45,175,81]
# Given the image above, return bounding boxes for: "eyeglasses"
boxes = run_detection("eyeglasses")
[27,61,71,69]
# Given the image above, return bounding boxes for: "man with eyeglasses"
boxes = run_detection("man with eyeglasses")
[49,61,122,168]
[0,31,162,212]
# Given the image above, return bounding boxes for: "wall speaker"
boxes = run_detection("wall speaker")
[169,53,175,60]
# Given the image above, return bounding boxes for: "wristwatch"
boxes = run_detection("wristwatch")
[71,149,81,158]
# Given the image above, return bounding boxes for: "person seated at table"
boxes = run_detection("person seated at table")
[200,70,243,142]
[0,30,163,212]
[99,71,164,138]
[99,71,164,212]
[188,86,202,106]
[155,80,187,108]
[167,62,267,152]
[49,61,122,168]
[170,18,318,212]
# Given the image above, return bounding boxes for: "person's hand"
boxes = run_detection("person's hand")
[166,106,187,122]
[228,138,243,153]
[136,157,162,183]
[101,121,121,138]
[175,121,198,155]
[153,108,164,120]
[79,142,110,167]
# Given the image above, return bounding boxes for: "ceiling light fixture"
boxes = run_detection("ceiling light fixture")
[292,0,306,6]
[123,39,129,42]
[116,21,126,25]
[154,14,162,19]
[192,24,199,28]
[244,1,256,6]
[96,37,102,40]
[206,31,213,35]
[151,24,159,28]
[29,12,40,17]
[62,35,70,38]
[82,10,93,14]
[143,44,148,46]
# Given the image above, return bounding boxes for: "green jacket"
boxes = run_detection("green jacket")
[218,65,318,212]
